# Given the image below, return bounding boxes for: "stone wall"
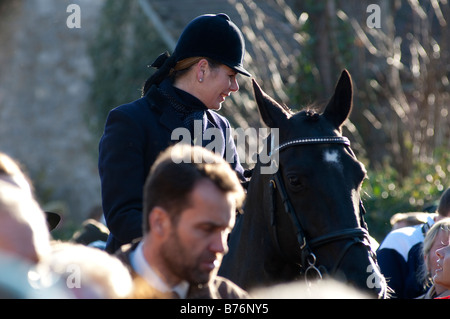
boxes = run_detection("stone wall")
[0,0,105,226]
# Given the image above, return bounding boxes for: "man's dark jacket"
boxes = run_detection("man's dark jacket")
[98,82,245,253]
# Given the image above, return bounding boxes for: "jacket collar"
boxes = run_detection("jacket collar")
[116,240,219,299]
[130,241,190,298]
[145,85,184,131]
[145,86,219,142]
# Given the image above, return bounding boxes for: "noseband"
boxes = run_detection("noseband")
[267,136,373,282]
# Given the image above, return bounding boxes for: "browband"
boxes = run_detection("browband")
[270,136,350,156]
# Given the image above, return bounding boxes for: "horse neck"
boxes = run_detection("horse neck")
[241,162,278,256]
[240,163,302,282]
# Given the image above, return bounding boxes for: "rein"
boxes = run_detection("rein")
[267,136,373,283]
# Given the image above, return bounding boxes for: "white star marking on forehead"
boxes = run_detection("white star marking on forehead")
[324,150,340,166]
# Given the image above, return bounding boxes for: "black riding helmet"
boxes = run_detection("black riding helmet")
[145,13,251,93]
[173,13,251,77]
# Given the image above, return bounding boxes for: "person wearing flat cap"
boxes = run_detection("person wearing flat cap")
[98,13,252,254]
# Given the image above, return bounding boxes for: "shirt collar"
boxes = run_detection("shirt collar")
[130,241,190,298]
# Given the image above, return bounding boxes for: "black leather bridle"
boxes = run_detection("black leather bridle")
[267,136,374,281]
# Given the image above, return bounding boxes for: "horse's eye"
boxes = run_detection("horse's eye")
[289,176,300,186]
[287,175,304,191]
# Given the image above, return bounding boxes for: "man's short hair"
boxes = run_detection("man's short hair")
[142,144,245,233]
[438,187,450,217]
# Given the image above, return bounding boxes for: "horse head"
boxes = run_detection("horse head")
[220,70,387,298]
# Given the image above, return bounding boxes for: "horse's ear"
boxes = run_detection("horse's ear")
[252,79,290,128]
[323,70,353,130]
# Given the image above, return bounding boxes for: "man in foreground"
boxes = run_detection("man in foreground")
[117,144,248,299]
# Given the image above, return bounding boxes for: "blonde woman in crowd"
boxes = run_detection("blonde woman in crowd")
[434,229,450,299]
[417,218,450,298]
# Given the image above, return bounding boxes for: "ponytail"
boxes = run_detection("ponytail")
[141,53,219,97]
[141,51,176,96]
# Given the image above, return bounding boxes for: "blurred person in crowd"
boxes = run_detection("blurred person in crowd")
[0,152,71,298]
[0,151,60,232]
[46,242,134,299]
[70,205,109,250]
[390,211,436,230]
[0,181,51,264]
[116,144,248,299]
[0,152,33,194]
[251,278,372,299]
[0,251,72,299]
[0,152,52,263]
[70,218,109,250]
[377,187,450,298]
[417,218,450,298]
[433,235,450,299]
[98,13,251,254]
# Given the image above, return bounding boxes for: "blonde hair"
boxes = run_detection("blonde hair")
[169,57,219,78]
[0,152,33,195]
[0,152,51,262]
[173,57,203,72]
[0,180,51,263]
[47,242,134,299]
